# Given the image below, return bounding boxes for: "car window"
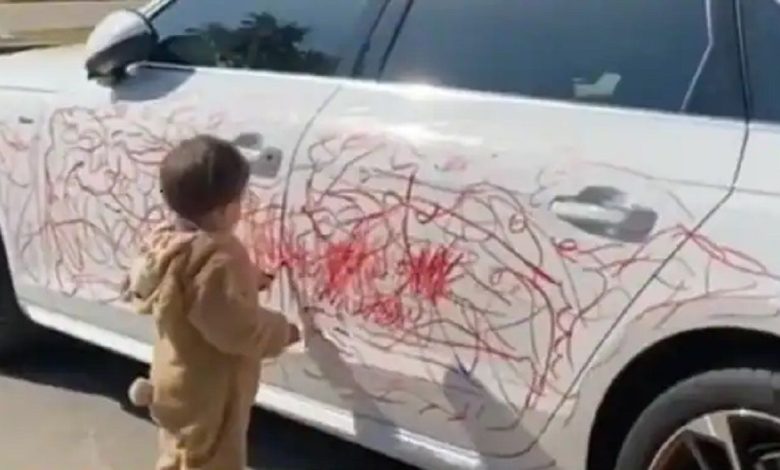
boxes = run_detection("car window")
[380,0,744,118]
[742,0,780,123]
[149,0,371,76]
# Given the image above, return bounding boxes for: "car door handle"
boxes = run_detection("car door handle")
[232,132,263,149]
[249,146,283,179]
[231,132,282,179]
[550,186,657,243]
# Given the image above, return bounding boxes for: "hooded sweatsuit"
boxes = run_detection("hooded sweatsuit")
[124,224,292,470]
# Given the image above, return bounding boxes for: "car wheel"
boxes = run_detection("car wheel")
[0,250,39,357]
[614,368,780,470]
[0,285,38,356]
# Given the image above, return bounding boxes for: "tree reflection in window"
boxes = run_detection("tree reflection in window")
[153,12,338,76]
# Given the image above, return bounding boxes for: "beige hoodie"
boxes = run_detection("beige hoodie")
[124,224,291,470]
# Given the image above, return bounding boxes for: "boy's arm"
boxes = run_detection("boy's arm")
[188,252,293,359]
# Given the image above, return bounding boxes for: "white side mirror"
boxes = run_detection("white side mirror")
[85,9,156,83]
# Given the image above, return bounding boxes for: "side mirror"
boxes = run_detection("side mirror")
[85,9,156,83]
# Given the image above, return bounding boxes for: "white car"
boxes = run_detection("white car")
[1,1,780,469]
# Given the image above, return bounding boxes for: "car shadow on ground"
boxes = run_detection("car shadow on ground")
[0,334,414,470]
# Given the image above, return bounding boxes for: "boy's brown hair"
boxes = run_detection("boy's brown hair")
[160,135,249,222]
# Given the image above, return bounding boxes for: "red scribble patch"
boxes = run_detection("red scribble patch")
[362,293,405,328]
[405,246,461,304]
[321,235,377,300]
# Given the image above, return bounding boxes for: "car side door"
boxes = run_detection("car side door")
[16,0,383,389]
[0,90,47,289]
[285,0,748,466]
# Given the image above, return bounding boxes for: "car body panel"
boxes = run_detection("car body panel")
[549,119,780,469]
[0,48,750,470]
[0,45,86,92]
[2,0,779,467]
[269,79,744,468]
[734,123,780,195]
[549,189,780,469]
[0,88,50,285]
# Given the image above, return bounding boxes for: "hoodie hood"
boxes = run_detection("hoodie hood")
[125,224,198,313]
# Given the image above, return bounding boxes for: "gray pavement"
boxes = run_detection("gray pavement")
[0,337,413,470]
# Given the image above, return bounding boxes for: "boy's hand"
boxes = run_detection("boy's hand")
[298,306,323,347]
[287,324,301,345]
[257,271,274,291]
[119,275,132,301]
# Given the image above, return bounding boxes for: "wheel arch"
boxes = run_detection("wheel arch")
[585,325,780,470]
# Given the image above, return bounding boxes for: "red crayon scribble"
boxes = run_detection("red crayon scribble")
[321,234,377,300]
[404,245,461,304]
[361,293,405,328]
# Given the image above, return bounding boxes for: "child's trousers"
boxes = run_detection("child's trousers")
[154,376,256,470]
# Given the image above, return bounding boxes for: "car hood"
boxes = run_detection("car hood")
[0,44,87,91]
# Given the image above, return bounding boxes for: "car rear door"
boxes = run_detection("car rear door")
[284,0,749,465]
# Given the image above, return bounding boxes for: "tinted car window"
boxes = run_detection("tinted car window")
[380,0,743,117]
[149,0,370,76]
[742,0,780,123]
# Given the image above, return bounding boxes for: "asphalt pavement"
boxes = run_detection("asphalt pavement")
[0,336,414,470]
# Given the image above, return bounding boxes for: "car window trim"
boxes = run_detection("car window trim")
[140,0,175,19]
[733,0,752,121]
[377,0,411,78]
[135,61,347,81]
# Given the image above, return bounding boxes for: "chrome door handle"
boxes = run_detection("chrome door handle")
[251,146,282,178]
[551,186,657,243]
[231,132,282,179]
[232,132,263,149]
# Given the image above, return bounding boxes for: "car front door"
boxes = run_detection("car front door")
[284,0,749,466]
[15,0,385,406]
[0,90,47,287]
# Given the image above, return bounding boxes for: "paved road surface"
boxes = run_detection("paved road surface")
[0,336,415,470]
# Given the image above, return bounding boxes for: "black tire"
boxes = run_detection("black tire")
[0,239,39,357]
[614,368,780,470]
[0,298,34,356]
